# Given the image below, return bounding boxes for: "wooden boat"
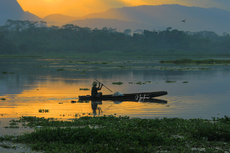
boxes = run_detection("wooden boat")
[79,91,167,102]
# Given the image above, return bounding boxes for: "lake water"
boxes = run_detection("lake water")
[0,58,230,120]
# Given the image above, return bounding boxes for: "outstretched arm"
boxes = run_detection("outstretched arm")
[98,83,103,90]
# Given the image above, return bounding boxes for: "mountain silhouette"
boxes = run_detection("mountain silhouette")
[42,14,79,26]
[1,2,230,34]
[0,0,41,25]
[71,4,230,34]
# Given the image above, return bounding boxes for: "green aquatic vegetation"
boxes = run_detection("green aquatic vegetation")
[2,71,14,74]
[73,61,111,65]
[1,98,6,100]
[79,69,87,74]
[6,115,230,152]
[37,65,48,68]
[79,88,90,91]
[198,68,212,70]
[101,61,109,64]
[56,69,64,71]
[77,100,90,103]
[9,122,17,126]
[4,125,19,128]
[165,81,176,83]
[214,115,230,125]
[38,109,49,113]
[160,59,230,65]
[136,81,146,85]
[112,82,123,85]
[0,144,12,149]
[154,66,211,71]
[130,81,151,84]
[183,81,188,83]
[117,66,126,69]
[0,135,15,142]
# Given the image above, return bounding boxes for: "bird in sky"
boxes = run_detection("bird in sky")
[182,19,186,23]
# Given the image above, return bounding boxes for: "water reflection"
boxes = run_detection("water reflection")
[91,101,102,116]
[90,98,167,117]
[1,58,230,119]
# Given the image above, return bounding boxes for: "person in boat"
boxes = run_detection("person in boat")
[91,81,103,97]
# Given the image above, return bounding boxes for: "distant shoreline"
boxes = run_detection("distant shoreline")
[1,52,230,59]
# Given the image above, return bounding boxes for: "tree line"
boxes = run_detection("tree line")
[0,19,230,55]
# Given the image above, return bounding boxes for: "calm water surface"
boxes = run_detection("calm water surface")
[0,58,230,120]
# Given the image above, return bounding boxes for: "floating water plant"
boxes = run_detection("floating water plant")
[183,81,188,83]
[80,70,87,74]
[79,88,90,91]
[198,68,212,70]
[101,62,109,64]
[4,125,19,128]
[77,100,90,103]
[2,71,14,74]
[160,59,230,65]
[165,81,176,83]
[57,69,64,71]
[117,66,126,69]
[38,109,49,113]
[9,122,17,126]
[136,81,146,85]
[1,98,6,100]
[0,144,12,149]
[112,82,123,85]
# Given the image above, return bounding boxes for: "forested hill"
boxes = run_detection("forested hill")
[0,20,230,55]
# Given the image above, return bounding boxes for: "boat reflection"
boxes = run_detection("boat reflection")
[90,98,167,116]
[91,101,103,116]
[111,98,168,104]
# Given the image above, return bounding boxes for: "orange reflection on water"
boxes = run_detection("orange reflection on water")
[0,80,94,119]
[0,80,170,120]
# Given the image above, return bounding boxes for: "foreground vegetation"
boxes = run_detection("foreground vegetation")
[0,115,230,152]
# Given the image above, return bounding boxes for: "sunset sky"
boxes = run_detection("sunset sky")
[17,0,230,18]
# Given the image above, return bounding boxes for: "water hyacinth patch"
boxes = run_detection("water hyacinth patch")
[160,59,230,65]
[165,81,176,83]
[1,115,227,152]
[79,88,90,91]
[2,71,14,74]
[38,109,49,113]
[56,69,64,71]
[112,82,123,85]
[136,81,146,85]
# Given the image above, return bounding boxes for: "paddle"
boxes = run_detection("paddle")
[95,79,113,93]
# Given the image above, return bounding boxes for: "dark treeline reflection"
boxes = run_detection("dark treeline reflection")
[1,19,230,54]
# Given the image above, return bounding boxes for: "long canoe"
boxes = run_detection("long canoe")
[79,91,167,102]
